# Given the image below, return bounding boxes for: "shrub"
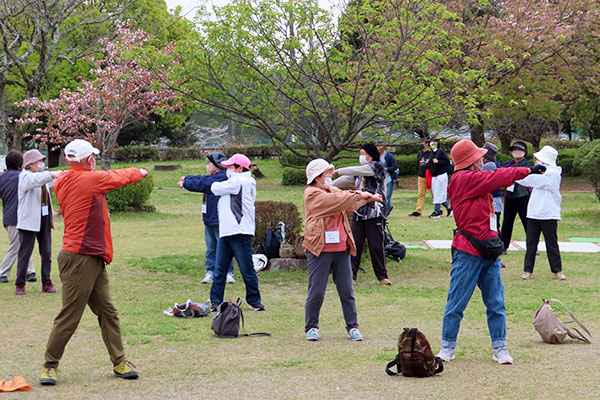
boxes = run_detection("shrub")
[557,148,579,159]
[223,145,280,159]
[280,150,310,167]
[114,146,159,162]
[160,146,205,161]
[540,139,585,150]
[254,200,303,249]
[106,174,155,212]
[495,152,513,163]
[573,140,600,200]
[557,157,577,177]
[396,154,418,176]
[282,167,306,186]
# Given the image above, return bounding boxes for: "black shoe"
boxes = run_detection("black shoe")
[248,303,265,311]
[446,208,453,217]
[0,276,8,283]
[26,273,37,282]
[210,302,219,313]
[408,211,421,217]
[429,211,442,219]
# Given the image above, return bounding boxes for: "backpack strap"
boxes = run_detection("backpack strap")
[547,298,592,343]
[433,357,444,375]
[385,356,401,376]
[238,298,272,338]
[409,328,418,356]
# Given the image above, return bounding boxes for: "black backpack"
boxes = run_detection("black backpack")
[263,229,283,260]
[384,224,406,262]
[211,298,271,339]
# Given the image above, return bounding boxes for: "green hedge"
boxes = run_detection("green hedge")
[114,146,159,162]
[574,139,600,200]
[106,175,155,212]
[282,167,306,186]
[254,200,302,249]
[223,145,280,159]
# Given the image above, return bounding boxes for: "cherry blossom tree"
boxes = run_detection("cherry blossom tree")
[15,26,183,170]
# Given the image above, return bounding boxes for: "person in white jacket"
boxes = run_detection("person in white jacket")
[15,150,61,295]
[514,146,565,280]
[209,153,263,311]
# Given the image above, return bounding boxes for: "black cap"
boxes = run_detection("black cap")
[206,152,227,169]
[360,143,380,162]
[509,141,527,155]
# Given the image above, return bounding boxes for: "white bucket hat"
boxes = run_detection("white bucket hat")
[305,158,335,184]
[533,145,558,167]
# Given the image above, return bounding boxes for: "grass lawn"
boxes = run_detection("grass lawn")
[1,158,599,399]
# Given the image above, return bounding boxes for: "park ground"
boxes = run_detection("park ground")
[1,159,599,399]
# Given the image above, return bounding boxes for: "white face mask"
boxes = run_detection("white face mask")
[36,161,45,171]
[431,144,438,151]
[323,177,333,187]
[512,150,525,159]
[359,155,368,165]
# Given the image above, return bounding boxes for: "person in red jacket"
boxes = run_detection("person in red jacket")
[40,139,148,386]
[436,140,545,366]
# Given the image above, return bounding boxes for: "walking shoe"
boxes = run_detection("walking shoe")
[436,347,455,362]
[248,303,265,311]
[305,328,319,341]
[40,367,58,385]
[226,273,236,284]
[521,272,533,280]
[26,272,37,282]
[428,211,442,219]
[492,347,513,364]
[446,208,453,217]
[42,283,57,293]
[210,302,219,313]
[408,211,421,217]
[201,273,213,284]
[0,276,8,283]
[113,360,139,379]
[379,279,392,285]
[15,285,25,295]
[348,328,364,341]
[555,271,566,280]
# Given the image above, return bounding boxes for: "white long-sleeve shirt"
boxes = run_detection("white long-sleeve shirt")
[515,165,562,220]
[211,171,256,237]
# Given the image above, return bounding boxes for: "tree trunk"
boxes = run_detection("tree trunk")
[101,152,111,171]
[469,109,485,146]
[499,135,512,155]
[0,80,21,151]
[47,147,62,168]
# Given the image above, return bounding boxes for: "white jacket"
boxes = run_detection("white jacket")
[17,170,55,232]
[211,171,256,237]
[515,165,562,220]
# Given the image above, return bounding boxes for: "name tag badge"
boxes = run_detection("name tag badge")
[325,231,340,244]
[202,203,207,214]
[42,205,49,216]
[506,184,515,192]
[490,213,497,232]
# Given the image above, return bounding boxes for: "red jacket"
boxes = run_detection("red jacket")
[54,166,142,264]
[449,167,529,258]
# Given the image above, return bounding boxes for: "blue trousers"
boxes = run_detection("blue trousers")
[210,234,261,306]
[385,180,394,215]
[441,249,507,349]
[204,224,233,275]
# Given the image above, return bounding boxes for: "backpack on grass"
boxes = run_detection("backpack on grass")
[211,298,271,339]
[384,223,406,262]
[385,328,443,377]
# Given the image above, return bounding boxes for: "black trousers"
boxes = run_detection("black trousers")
[500,195,529,249]
[16,216,52,286]
[350,217,388,281]
[524,219,562,273]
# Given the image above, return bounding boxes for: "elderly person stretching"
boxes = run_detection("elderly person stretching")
[303,159,382,342]
[15,149,62,295]
[41,139,148,385]
[437,140,545,365]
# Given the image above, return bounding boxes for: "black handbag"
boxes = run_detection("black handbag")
[455,229,505,261]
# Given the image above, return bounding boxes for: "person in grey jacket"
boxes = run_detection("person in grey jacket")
[332,143,391,285]
[15,150,61,295]
[0,151,36,283]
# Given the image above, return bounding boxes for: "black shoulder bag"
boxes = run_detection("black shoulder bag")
[455,229,504,261]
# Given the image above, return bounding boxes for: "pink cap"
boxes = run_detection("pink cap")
[221,153,251,169]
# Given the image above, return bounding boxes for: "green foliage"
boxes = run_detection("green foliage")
[557,157,577,177]
[396,155,419,177]
[281,167,307,186]
[540,139,584,150]
[573,139,600,200]
[254,200,303,248]
[106,175,155,212]
[222,145,280,159]
[115,146,159,162]
[280,150,311,167]
[161,147,205,161]
[495,152,513,163]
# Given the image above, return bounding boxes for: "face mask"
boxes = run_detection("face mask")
[36,161,45,171]
[512,150,525,159]
[323,177,333,187]
[359,155,368,165]
[431,144,438,151]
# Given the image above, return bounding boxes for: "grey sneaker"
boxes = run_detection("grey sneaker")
[0,276,8,283]
[436,347,455,362]
[201,273,213,284]
[521,272,533,280]
[348,328,364,341]
[226,273,236,284]
[305,328,319,341]
[492,346,513,364]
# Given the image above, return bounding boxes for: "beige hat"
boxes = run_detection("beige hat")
[306,158,335,184]
[533,145,558,167]
[22,149,46,168]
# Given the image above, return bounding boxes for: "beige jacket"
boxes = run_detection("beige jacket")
[303,185,367,257]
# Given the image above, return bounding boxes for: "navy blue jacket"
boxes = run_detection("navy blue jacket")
[0,170,21,226]
[183,169,228,226]
[382,151,398,181]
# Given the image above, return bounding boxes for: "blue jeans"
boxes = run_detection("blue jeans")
[434,202,450,213]
[441,249,507,349]
[204,224,233,275]
[385,180,394,215]
[210,234,261,306]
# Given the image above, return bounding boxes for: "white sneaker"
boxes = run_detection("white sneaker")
[436,347,455,362]
[201,273,213,284]
[555,271,566,280]
[226,273,236,284]
[492,346,513,364]
[521,272,533,280]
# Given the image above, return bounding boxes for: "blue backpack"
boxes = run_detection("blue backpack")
[264,229,283,260]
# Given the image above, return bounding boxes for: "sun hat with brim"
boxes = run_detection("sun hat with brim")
[482,142,498,162]
[22,149,46,168]
[221,153,251,169]
[451,140,489,171]
[64,139,100,162]
[306,159,335,184]
[533,145,558,167]
[206,152,227,169]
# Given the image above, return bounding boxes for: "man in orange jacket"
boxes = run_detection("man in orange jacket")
[40,139,148,386]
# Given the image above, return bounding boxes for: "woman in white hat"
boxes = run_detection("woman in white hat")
[514,146,565,280]
[302,159,382,342]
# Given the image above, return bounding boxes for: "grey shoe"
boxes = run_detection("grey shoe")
[26,273,37,282]
[437,347,455,362]
[0,276,8,283]
[201,273,213,284]
[492,346,513,364]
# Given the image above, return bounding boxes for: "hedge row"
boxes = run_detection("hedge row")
[106,174,155,212]
[114,146,205,162]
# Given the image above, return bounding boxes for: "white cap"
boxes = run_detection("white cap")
[306,158,335,184]
[533,145,558,167]
[64,139,100,161]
